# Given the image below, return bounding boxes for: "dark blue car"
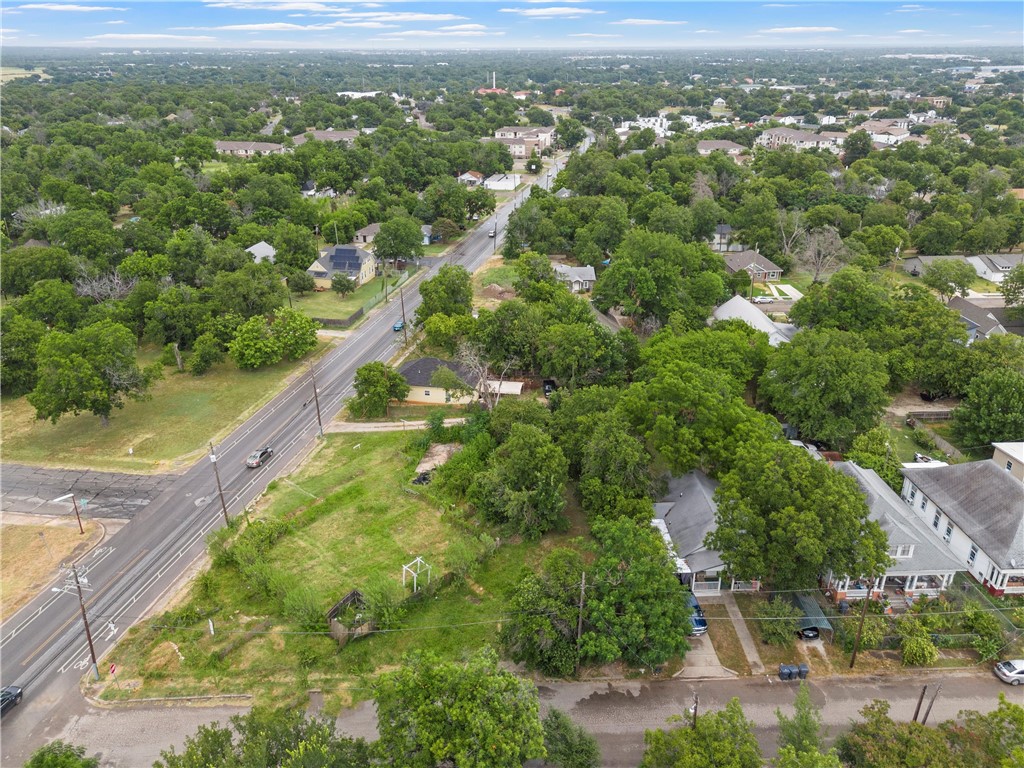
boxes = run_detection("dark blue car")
[393,321,405,332]
[686,593,708,636]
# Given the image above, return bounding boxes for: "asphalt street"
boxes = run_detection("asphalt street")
[30,669,1020,767]
[0,150,578,764]
[1,465,174,519]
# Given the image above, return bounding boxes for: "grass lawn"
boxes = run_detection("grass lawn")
[341,403,471,423]
[292,276,403,321]
[886,422,928,463]
[1,518,102,623]
[0,343,329,473]
[475,263,517,290]
[101,431,591,711]
[702,603,750,675]
[781,271,816,294]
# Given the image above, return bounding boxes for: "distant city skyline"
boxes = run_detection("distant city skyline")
[1,1,1020,49]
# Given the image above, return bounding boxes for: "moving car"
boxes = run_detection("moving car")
[245,446,274,468]
[995,659,1024,685]
[487,229,497,238]
[686,592,708,636]
[752,296,774,304]
[393,320,405,332]
[1,686,23,717]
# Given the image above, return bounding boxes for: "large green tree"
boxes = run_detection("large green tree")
[0,308,48,396]
[414,264,472,327]
[374,648,545,768]
[1002,263,1024,321]
[270,307,319,360]
[373,216,424,266]
[25,741,99,768]
[707,439,890,589]
[542,709,601,768]
[758,329,890,449]
[922,258,977,301]
[640,698,762,768]
[952,367,1024,449]
[28,320,158,426]
[349,361,409,418]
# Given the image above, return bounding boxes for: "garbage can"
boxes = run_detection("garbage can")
[798,663,809,680]
[779,664,792,681]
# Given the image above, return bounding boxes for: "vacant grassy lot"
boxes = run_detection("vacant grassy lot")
[0,67,51,83]
[0,343,328,473]
[291,276,404,321]
[103,431,589,710]
[1,518,102,623]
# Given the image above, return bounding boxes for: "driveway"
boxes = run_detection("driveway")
[0,465,175,520]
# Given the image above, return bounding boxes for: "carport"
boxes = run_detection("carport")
[792,594,834,642]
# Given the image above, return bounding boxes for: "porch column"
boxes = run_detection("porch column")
[908,575,918,591]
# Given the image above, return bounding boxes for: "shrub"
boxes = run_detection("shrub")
[901,634,939,666]
[363,574,405,630]
[755,597,802,646]
[445,536,481,578]
[186,332,225,376]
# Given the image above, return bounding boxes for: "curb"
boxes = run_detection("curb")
[85,692,253,708]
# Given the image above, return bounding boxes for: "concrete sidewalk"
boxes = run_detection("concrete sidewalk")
[324,418,466,433]
[704,592,766,675]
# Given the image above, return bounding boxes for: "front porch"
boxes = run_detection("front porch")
[690,571,761,597]
[826,571,955,607]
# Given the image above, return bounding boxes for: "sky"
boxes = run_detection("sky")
[1,0,1021,50]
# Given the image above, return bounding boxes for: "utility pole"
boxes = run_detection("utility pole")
[209,442,229,526]
[849,587,872,669]
[921,683,942,725]
[399,287,408,345]
[54,493,85,534]
[72,565,99,681]
[575,572,586,675]
[308,361,324,438]
[912,684,928,722]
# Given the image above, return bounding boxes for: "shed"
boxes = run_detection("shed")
[791,593,834,642]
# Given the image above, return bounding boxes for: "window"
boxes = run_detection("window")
[968,545,978,565]
[424,390,431,396]
[889,544,913,559]
[920,497,927,511]
[943,524,953,543]
[1007,461,1014,472]
[909,488,917,503]
[932,512,941,530]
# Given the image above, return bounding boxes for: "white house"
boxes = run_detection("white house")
[553,264,596,293]
[483,173,521,192]
[825,463,963,604]
[966,253,1024,284]
[214,140,285,157]
[245,241,276,265]
[710,295,798,348]
[723,250,784,282]
[901,448,1024,596]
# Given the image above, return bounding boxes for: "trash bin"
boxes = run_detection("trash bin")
[798,664,809,680]
[838,600,850,615]
[779,664,792,681]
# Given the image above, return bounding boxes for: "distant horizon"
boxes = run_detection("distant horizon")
[1,1,1020,50]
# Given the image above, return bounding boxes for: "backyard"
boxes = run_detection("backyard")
[100,430,589,711]
[0,342,329,473]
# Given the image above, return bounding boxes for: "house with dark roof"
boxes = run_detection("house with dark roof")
[554,264,596,293]
[398,357,478,405]
[901,450,1024,596]
[947,296,1008,342]
[723,250,783,282]
[307,245,377,287]
[827,463,963,603]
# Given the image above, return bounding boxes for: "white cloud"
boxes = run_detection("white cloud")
[17,3,127,10]
[525,0,586,2]
[374,29,503,39]
[693,29,718,34]
[759,26,841,33]
[103,18,125,23]
[762,3,798,6]
[972,24,993,28]
[438,23,486,31]
[86,32,217,40]
[897,28,926,33]
[892,4,935,11]
[499,6,604,18]
[568,32,621,37]
[610,18,685,26]
[322,11,467,21]
[176,19,396,29]
[206,1,351,11]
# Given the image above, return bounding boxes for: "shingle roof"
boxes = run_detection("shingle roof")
[835,463,963,575]
[903,461,1024,569]
[723,249,783,275]
[653,471,724,574]
[308,245,374,278]
[947,296,1006,337]
[398,357,475,388]
[711,295,796,347]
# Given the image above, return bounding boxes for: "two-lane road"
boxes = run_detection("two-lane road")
[0,155,574,762]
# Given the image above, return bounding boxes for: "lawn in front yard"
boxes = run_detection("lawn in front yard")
[702,603,750,675]
[291,275,403,321]
[102,431,591,711]
[0,342,329,473]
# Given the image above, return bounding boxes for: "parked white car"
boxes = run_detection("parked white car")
[752,296,774,304]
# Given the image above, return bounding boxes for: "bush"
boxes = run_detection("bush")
[445,536,481,578]
[362,574,405,630]
[755,597,802,646]
[901,634,939,666]
[187,332,225,376]
[542,708,601,768]
[283,585,325,632]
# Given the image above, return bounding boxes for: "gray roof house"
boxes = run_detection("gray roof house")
[723,250,783,282]
[245,240,277,264]
[307,245,376,284]
[711,295,798,347]
[947,296,1007,342]
[828,463,964,602]
[353,222,381,245]
[554,264,596,293]
[901,455,1024,596]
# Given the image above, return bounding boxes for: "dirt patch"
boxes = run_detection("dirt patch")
[145,642,184,675]
[415,443,462,473]
[885,388,960,420]
[480,283,516,300]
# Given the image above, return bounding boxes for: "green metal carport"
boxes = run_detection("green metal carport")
[792,594,834,642]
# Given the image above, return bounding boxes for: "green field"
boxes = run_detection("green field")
[0,67,51,84]
[103,431,588,710]
[0,344,328,473]
[291,275,404,321]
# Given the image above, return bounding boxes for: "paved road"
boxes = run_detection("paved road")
[1,465,175,519]
[29,669,1015,767]
[0,147,581,765]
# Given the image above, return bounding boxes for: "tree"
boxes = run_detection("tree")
[543,709,601,768]
[287,270,316,296]
[228,316,284,370]
[578,414,652,517]
[414,264,472,327]
[271,307,320,360]
[774,748,842,768]
[776,682,826,758]
[1002,263,1024,321]
[210,263,287,319]
[756,597,803,645]
[953,368,1024,448]
[911,212,963,255]
[465,186,497,220]
[708,439,890,589]
[0,245,75,297]
[432,216,461,243]
[28,320,158,426]
[331,273,356,297]
[640,699,762,768]
[790,267,893,333]
[582,516,691,666]
[842,130,872,166]
[373,216,424,267]
[922,258,977,301]
[468,423,568,537]
[759,329,890,449]
[155,707,370,768]
[0,308,48,396]
[350,361,409,418]
[186,332,225,376]
[836,701,957,768]
[845,426,904,491]
[797,226,849,283]
[25,741,99,768]
[487,396,551,443]
[500,548,584,677]
[18,278,85,330]
[374,648,545,768]
[557,117,586,149]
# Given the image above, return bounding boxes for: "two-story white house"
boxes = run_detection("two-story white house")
[901,443,1024,596]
